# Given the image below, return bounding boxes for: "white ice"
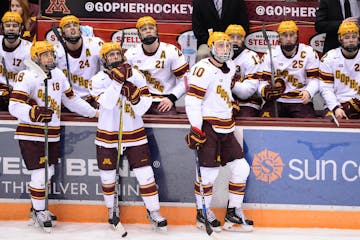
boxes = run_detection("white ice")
[1,221,360,240]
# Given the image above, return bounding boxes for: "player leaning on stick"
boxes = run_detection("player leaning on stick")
[226,24,262,117]
[185,32,254,233]
[258,20,320,118]
[0,11,31,111]
[90,42,168,231]
[54,15,103,108]
[319,21,360,120]
[125,16,189,114]
[8,41,98,229]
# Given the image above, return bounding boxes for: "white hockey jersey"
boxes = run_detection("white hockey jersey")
[319,47,360,111]
[185,58,236,134]
[90,69,152,149]
[125,42,189,101]
[9,67,97,142]
[231,49,262,109]
[259,43,320,103]
[54,36,104,98]
[0,36,32,86]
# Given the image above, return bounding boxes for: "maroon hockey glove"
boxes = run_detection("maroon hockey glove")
[109,63,133,84]
[0,83,12,99]
[342,98,360,119]
[261,77,286,101]
[29,105,54,123]
[231,71,242,89]
[185,126,206,149]
[121,81,141,105]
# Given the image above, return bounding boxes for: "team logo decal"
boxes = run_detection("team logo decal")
[251,148,285,183]
[45,0,71,14]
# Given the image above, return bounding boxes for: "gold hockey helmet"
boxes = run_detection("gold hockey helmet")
[277,20,299,34]
[225,24,246,37]
[30,41,54,61]
[100,42,122,59]
[1,11,22,24]
[59,15,80,29]
[207,31,230,47]
[338,21,359,36]
[136,16,156,30]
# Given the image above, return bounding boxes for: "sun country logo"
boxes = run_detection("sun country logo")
[251,148,285,183]
[45,0,71,14]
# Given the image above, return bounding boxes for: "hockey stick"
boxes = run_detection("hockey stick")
[24,59,52,226]
[111,30,127,237]
[330,112,340,127]
[262,24,279,117]
[194,147,218,239]
[0,56,11,95]
[51,24,72,87]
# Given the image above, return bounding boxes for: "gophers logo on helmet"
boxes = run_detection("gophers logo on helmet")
[1,11,22,24]
[338,21,359,36]
[225,24,246,37]
[100,42,124,69]
[277,20,298,34]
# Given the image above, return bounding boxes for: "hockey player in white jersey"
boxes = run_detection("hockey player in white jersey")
[185,32,253,232]
[226,24,262,117]
[259,20,320,118]
[125,16,189,114]
[319,21,360,119]
[54,15,104,108]
[8,41,98,231]
[90,42,167,232]
[0,11,31,110]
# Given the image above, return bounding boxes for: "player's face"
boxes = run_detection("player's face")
[229,34,244,48]
[138,24,157,39]
[10,0,23,16]
[279,31,298,46]
[39,51,55,67]
[340,32,359,48]
[2,21,21,35]
[106,50,123,65]
[62,22,81,38]
[213,40,232,55]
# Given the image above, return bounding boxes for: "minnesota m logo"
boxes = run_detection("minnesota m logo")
[102,158,112,165]
[45,0,71,14]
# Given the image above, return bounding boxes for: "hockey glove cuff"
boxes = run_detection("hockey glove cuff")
[185,126,206,149]
[110,63,133,84]
[29,105,54,123]
[121,81,141,105]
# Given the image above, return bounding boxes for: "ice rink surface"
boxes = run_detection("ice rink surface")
[1,221,360,240]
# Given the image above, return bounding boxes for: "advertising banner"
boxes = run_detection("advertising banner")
[0,124,195,203]
[2,122,360,207]
[244,128,360,206]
